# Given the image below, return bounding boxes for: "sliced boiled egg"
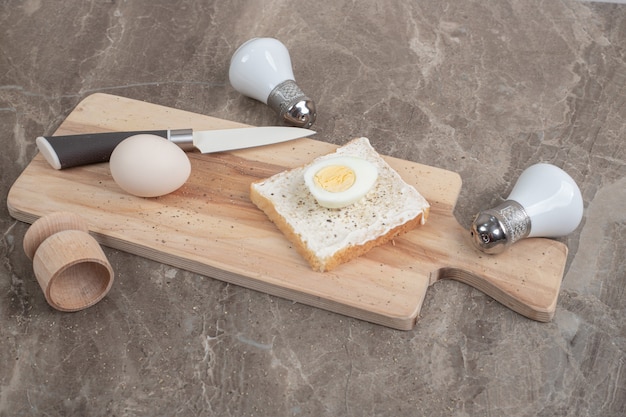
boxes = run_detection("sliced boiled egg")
[304,156,378,208]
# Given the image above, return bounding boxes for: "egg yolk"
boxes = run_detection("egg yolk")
[313,165,356,193]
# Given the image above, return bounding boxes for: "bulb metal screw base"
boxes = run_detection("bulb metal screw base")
[470,200,531,254]
[267,80,317,129]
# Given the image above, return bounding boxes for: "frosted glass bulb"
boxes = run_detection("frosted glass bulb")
[229,38,316,128]
[471,163,583,254]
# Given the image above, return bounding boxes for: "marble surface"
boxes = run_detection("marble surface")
[1,1,625,416]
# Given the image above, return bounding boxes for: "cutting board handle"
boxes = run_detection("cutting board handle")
[429,219,566,322]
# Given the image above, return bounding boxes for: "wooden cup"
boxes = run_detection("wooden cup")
[23,212,114,312]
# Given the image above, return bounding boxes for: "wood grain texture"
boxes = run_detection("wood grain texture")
[22,212,114,312]
[32,229,114,312]
[22,211,89,260]
[7,93,567,329]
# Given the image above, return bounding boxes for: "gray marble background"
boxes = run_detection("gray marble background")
[1,1,625,416]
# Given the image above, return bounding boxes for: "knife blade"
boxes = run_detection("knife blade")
[36,126,316,170]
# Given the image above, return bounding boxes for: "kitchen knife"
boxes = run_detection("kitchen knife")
[36,126,316,170]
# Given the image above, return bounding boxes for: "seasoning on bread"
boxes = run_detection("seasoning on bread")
[250,137,430,272]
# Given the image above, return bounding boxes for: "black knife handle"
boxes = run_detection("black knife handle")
[36,130,168,170]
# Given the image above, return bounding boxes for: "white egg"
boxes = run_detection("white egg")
[303,156,378,209]
[109,134,191,197]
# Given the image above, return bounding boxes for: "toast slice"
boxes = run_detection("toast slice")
[250,137,430,272]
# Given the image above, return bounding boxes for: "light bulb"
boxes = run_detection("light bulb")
[471,163,583,254]
[229,37,317,129]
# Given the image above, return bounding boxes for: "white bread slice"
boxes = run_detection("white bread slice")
[250,137,430,272]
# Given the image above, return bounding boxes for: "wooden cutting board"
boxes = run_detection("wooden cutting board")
[7,93,567,330]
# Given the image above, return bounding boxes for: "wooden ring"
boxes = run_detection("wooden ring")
[24,213,114,311]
